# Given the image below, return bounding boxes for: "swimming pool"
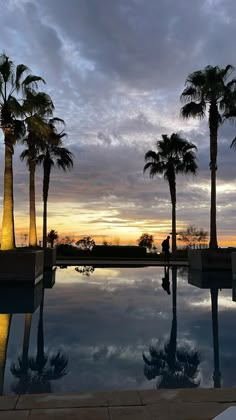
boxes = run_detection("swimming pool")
[1,266,236,395]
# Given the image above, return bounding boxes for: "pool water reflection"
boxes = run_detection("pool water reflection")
[1,266,236,395]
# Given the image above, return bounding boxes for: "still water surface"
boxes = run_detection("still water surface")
[1,266,236,394]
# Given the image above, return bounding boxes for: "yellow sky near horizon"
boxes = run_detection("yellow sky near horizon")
[11,210,236,248]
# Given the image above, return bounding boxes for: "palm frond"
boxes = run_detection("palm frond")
[22,75,45,92]
[181,102,205,119]
[20,149,30,163]
[230,137,236,148]
[0,54,14,84]
[8,95,24,118]
[180,86,200,102]
[15,64,29,91]
[221,64,234,82]
[144,150,158,162]
[23,90,54,117]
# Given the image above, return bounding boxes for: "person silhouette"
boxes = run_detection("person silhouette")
[162,266,171,295]
[162,235,170,263]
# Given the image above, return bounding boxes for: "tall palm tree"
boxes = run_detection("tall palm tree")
[143,268,200,388]
[36,120,73,249]
[20,91,54,246]
[181,65,236,249]
[0,314,12,394]
[144,134,198,253]
[10,314,32,394]
[11,290,68,394]
[0,53,45,249]
[210,288,221,388]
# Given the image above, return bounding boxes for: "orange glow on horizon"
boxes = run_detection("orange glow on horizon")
[0,200,235,248]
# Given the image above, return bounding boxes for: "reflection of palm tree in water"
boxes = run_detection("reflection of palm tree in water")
[11,289,68,394]
[162,266,170,295]
[0,314,12,394]
[143,267,200,388]
[210,288,221,388]
[10,314,32,394]
[75,266,95,276]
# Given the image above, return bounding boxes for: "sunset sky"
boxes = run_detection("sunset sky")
[1,0,236,247]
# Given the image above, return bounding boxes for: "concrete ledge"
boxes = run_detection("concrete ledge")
[43,268,56,289]
[188,249,233,271]
[0,281,43,314]
[232,252,236,281]
[188,269,232,289]
[16,390,141,409]
[44,248,56,270]
[56,259,188,267]
[0,250,44,283]
[0,388,234,420]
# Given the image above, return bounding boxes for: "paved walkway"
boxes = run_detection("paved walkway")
[57,259,188,267]
[1,388,236,419]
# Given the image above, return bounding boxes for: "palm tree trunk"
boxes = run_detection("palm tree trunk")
[209,104,218,249]
[0,314,12,394]
[37,289,45,375]
[1,137,15,250]
[168,268,177,370]
[29,162,37,247]
[169,178,177,254]
[22,314,32,368]
[43,165,50,249]
[211,288,221,388]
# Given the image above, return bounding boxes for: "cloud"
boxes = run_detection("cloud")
[0,0,236,243]
[5,266,236,393]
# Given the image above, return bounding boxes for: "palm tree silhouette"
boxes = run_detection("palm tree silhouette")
[0,53,45,249]
[20,90,54,246]
[210,288,221,388]
[0,314,12,394]
[11,290,68,394]
[188,270,226,388]
[10,314,32,394]
[144,134,198,253]
[46,230,59,248]
[181,65,236,249]
[75,266,95,276]
[36,119,73,249]
[143,268,200,388]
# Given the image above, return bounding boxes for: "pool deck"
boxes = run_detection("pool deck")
[56,259,188,267]
[1,388,236,419]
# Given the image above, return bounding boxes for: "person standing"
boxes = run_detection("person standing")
[162,235,170,263]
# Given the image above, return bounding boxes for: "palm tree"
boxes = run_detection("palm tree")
[0,314,12,394]
[181,65,236,249]
[47,230,59,248]
[11,290,68,394]
[20,91,54,246]
[36,120,73,249]
[143,268,200,388]
[0,53,45,250]
[144,134,197,253]
[10,313,32,394]
[210,288,221,388]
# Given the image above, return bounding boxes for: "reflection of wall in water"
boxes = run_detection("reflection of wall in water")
[188,270,234,388]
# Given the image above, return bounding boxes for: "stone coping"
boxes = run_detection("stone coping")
[0,388,236,419]
[56,259,188,267]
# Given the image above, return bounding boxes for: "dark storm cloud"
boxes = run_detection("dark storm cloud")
[1,0,236,240]
[38,0,216,88]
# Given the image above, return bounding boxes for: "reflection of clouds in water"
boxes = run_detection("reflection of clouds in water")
[3,266,236,393]
[191,295,236,310]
